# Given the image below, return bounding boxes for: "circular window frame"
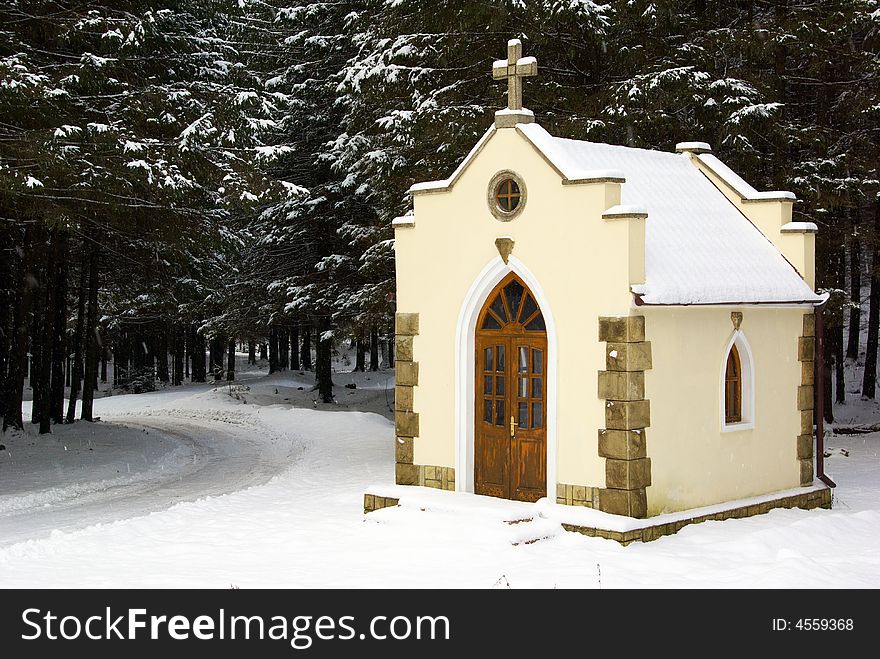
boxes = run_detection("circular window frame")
[487,170,527,221]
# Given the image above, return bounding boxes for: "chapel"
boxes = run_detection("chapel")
[376,40,833,525]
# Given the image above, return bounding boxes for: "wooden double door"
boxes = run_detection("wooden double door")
[475,274,547,502]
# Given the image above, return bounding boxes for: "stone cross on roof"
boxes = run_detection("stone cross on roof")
[492,39,537,112]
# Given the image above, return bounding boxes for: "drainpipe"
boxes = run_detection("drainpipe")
[813,300,836,488]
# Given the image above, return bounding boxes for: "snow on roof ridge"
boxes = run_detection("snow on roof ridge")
[697,153,796,202]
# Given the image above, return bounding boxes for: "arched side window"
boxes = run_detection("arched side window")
[721,332,754,432]
[725,345,742,423]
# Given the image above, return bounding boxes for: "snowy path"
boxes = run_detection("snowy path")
[0,410,299,547]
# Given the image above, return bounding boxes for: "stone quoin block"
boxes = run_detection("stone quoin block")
[598,488,648,518]
[396,361,419,387]
[395,335,414,362]
[797,434,813,460]
[799,458,814,486]
[802,313,815,338]
[395,411,419,438]
[605,342,652,372]
[395,385,414,412]
[395,462,419,486]
[801,361,814,386]
[395,436,414,464]
[605,399,651,430]
[598,429,647,460]
[800,410,814,435]
[798,336,815,362]
[605,457,652,490]
[797,385,814,411]
[597,371,645,401]
[598,316,646,343]
[395,313,420,336]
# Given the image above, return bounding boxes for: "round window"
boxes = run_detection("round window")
[487,170,526,221]
[495,178,521,213]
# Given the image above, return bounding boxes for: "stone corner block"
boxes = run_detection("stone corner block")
[605,399,651,430]
[395,411,419,438]
[598,370,645,401]
[799,458,814,486]
[598,488,648,519]
[797,385,814,411]
[802,313,815,338]
[395,334,414,362]
[395,436,414,464]
[395,462,419,486]
[396,361,419,386]
[606,342,652,372]
[798,336,815,362]
[599,316,645,343]
[605,457,652,489]
[796,434,813,460]
[395,385,414,412]
[395,312,419,336]
[598,429,647,460]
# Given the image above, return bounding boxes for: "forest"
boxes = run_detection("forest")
[0,0,877,434]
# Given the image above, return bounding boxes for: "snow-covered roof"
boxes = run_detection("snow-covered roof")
[517,123,821,305]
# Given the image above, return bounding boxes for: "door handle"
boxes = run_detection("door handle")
[509,415,516,438]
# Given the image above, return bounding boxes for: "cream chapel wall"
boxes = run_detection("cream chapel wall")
[394,127,637,491]
[642,306,806,514]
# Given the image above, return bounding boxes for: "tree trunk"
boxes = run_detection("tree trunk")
[355,337,366,372]
[247,340,256,365]
[192,328,206,382]
[29,224,48,426]
[259,341,267,361]
[300,321,312,370]
[268,326,279,374]
[2,224,34,431]
[279,327,289,370]
[388,321,395,367]
[210,335,224,381]
[49,230,68,424]
[67,249,87,423]
[227,339,235,381]
[173,327,184,386]
[290,323,300,370]
[862,200,880,398]
[846,208,861,362]
[156,324,169,383]
[316,317,333,403]
[80,243,100,421]
[370,327,379,371]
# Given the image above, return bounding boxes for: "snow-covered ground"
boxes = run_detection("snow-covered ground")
[0,359,877,588]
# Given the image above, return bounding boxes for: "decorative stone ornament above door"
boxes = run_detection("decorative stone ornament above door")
[488,170,527,221]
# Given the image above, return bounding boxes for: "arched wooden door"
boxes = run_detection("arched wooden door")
[475,273,547,502]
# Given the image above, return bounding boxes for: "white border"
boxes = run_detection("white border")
[454,255,558,496]
[720,330,755,433]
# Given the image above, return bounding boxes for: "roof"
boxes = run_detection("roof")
[516,123,821,306]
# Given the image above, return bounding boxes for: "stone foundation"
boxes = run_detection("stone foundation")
[364,494,399,513]
[365,486,832,545]
[563,486,832,545]
[556,483,600,507]
[420,465,455,490]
